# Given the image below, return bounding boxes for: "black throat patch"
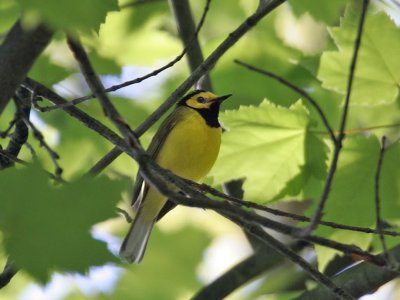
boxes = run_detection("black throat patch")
[194,102,221,128]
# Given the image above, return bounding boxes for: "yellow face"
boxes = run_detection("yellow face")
[185,91,219,109]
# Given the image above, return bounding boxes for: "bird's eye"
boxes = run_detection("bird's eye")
[197,96,206,103]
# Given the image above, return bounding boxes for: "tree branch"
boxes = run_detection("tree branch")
[0,20,52,115]
[191,181,400,237]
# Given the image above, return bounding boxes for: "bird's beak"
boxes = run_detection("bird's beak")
[214,94,232,103]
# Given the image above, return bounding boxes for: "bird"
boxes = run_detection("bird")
[119,90,231,263]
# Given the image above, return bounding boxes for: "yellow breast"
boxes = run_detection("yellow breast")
[156,107,222,181]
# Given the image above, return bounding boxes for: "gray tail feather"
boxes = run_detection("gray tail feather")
[119,216,154,264]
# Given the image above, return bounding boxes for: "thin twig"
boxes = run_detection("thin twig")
[13,95,63,180]
[305,0,370,234]
[87,0,286,176]
[0,88,30,168]
[234,59,336,143]
[39,0,211,113]
[0,118,16,138]
[116,207,133,223]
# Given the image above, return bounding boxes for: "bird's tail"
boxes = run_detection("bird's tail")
[119,213,154,264]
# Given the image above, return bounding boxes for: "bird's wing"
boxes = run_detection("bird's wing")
[131,106,186,209]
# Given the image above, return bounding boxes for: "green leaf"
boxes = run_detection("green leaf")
[289,0,348,25]
[311,136,400,269]
[210,100,312,203]
[318,7,400,105]
[316,136,380,229]
[276,131,327,200]
[17,0,118,32]
[0,164,125,282]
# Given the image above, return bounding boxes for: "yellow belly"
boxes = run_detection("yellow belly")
[156,110,221,181]
[141,109,221,220]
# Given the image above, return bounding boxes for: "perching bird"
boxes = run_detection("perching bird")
[120,90,231,263]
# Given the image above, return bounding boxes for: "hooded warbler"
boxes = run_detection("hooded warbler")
[120,90,231,263]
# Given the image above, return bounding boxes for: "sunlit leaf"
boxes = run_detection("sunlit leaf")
[211,99,315,203]
[312,136,400,270]
[318,7,400,105]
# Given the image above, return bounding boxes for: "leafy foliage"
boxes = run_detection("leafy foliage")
[16,0,118,32]
[211,100,326,203]
[319,6,400,105]
[1,0,400,299]
[0,164,124,282]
